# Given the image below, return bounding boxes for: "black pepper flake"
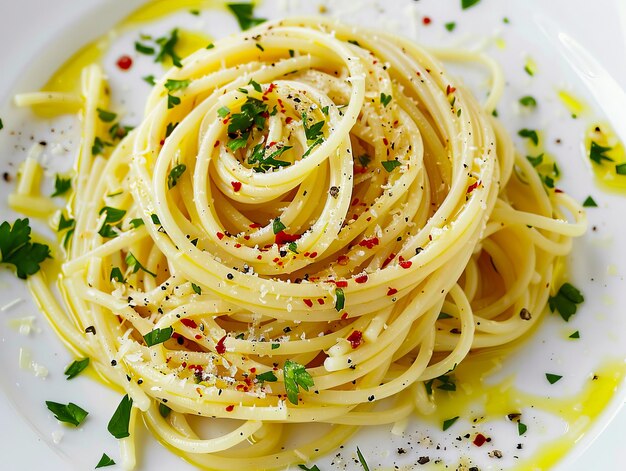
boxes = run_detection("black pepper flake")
[329,186,339,198]
[111,359,117,366]
[519,308,532,320]
[85,326,96,335]
[415,247,423,255]
[397,448,406,454]
[417,456,430,465]
[177,336,185,345]
[137,379,143,384]
[227,273,234,280]
[469,468,479,471]
[3,172,11,182]
[368,395,375,401]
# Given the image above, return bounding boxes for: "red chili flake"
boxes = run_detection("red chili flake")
[225,405,235,412]
[399,260,412,269]
[317,298,325,305]
[181,361,187,368]
[354,274,368,284]
[359,237,379,249]
[352,198,360,206]
[303,299,313,308]
[337,255,349,266]
[234,243,241,248]
[250,367,256,373]
[467,181,480,194]
[335,280,348,288]
[243,235,250,240]
[257,255,262,260]
[181,319,198,329]
[428,234,433,241]
[214,140,220,148]
[273,257,280,263]
[216,232,225,240]
[222,117,230,124]
[309,252,318,258]
[422,16,432,25]
[341,312,349,320]
[249,223,262,228]
[194,334,202,340]
[275,231,300,245]
[387,287,398,296]
[555,188,563,193]
[116,55,133,70]
[383,138,389,146]
[304,252,310,257]
[189,364,203,374]
[347,330,363,349]
[382,253,396,268]
[216,335,227,354]
[285,117,293,124]
[160,139,165,146]
[446,85,456,95]
[473,434,487,447]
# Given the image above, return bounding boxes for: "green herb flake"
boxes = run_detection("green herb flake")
[588,141,613,164]
[582,196,597,207]
[95,453,116,468]
[143,327,173,347]
[45,401,88,427]
[358,154,371,168]
[168,164,187,189]
[159,403,171,418]
[227,3,266,31]
[64,358,89,380]
[380,93,392,107]
[110,267,125,283]
[99,206,126,224]
[190,9,200,15]
[616,163,626,175]
[548,282,584,322]
[0,118,3,130]
[191,283,202,295]
[357,447,370,471]
[298,465,321,471]
[218,106,230,118]
[271,343,280,349]
[438,312,453,320]
[206,42,215,49]
[518,128,539,146]
[256,371,278,382]
[125,252,157,277]
[442,416,459,431]
[165,79,191,92]
[288,242,299,254]
[57,214,75,231]
[167,93,182,109]
[129,218,145,228]
[0,218,51,279]
[445,22,456,32]
[97,108,118,123]
[143,75,156,86]
[519,96,537,108]
[92,137,113,156]
[461,0,480,9]
[526,153,544,167]
[272,217,286,234]
[107,394,133,439]
[546,373,563,384]
[335,287,345,311]
[155,29,182,68]
[52,174,72,197]
[283,359,314,405]
[382,159,402,172]
[518,422,528,435]
[569,330,580,339]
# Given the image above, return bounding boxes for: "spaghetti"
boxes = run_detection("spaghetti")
[12,17,586,470]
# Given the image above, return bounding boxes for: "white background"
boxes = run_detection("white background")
[1,0,625,470]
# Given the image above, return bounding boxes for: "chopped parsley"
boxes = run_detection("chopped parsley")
[272,217,286,234]
[51,174,72,197]
[64,358,89,380]
[97,108,117,123]
[545,373,562,384]
[0,219,51,279]
[382,159,402,172]
[283,359,314,405]
[589,141,613,164]
[45,401,88,427]
[92,137,113,156]
[461,0,480,9]
[518,129,539,146]
[227,3,266,30]
[110,267,125,283]
[159,403,171,418]
[442,416,459,431]
[335,287,345,311]
[57,214,75,231]
[227,97,268,150]
[107,395,133,439]
[129,218,145,228]
[548,282,584,322]
[256,371,278,382]
[143,75,156,86]
[217,106,230,118]
[445,22,456,32]
[135,41,155,55]
[526,153,544,167]
[167,93,181,109]
[582,196,597,207]
[165,79,191,92]
[191,283,202,295]
[155,29,182,68]
[143,327,173,347]
[380,93,392,107]
[616,163,626,175]
[125,252,156,277]
[425,373,456,395]
[357,447,370,471]
[95,453,116,468]
[519,96,537,108]
[358,154,371,168]
[168,164,187,189]
[569,330,580,339]
[298,465,321,471]
[99,206,126,224]
[518,422,528,435]
[248,144,292,171]
[302,112,325,143]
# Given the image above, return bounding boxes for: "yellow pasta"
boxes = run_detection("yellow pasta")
[15,17,586,470]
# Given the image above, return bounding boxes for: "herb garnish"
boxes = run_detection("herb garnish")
[518,422,528,435]
[545,373,562,384]
[582,196,597,207]
[569,330,580,339]
[0,219,51,279]
[518,128,538,146]
[227,97,268,150]
[248,144,292,171]
[92,137,113,156]
[52,174,72,197]
[256,371,278,382]
[442,416,459,431]
[445,22,456,31]
[548,282,584,321]
[110,267,126,283]
[168,164,187,189]
[159,403,171,418]
[143,75,156,86]
[165,79,191,92]
[227,3,266,30]
[616,163,626,175]
[589,141,613,164]
[380,93,392,107]
[382,159,402,172]
[58,214,75,231]
[191,283,202,295]
[425,373,456,395]
[167,94,181,109]
[526,153,543,167]
[519,96,537,108]
[97,108,117,123]
[335,287,345,311]
[107,394,133,439]
[357,447,370,471]
[99,206,126,224]
[155,29,182,67]
[461,0,480,9]
[283,359,314,405]
[273,218,286,234]
[95,453,116,468]
[298,465,321,471]
[45,401,88,426]
[64,358,89,380]
[143,327,173,347]
[125,252,156,277]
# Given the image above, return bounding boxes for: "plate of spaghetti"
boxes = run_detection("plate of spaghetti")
[1,0,625,470]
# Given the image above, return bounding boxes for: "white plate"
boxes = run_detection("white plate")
[1,0,626,470]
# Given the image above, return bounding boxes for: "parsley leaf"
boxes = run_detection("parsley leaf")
[302,112,325,142]
[97,108,117,123]
[461,0,480,9]
[45,401,88,427]
[272,217,286,234]
[589,141,613,164]
[526,153,544,167]
[283,360,314,405]
[155,29,182,67]
[167,94,181,109]
[107,395,133,439]
[95,453,116,468]
[518,128,539,146]
[519,96,537,108]
[159,403,171,418]
[110,267,126,283]
[545,373,562,384]
[445,22,456,31]
[64,358,89,380]
[92,137,113,156]
[569,330,580,339]
[99,206,126,224]
[335,287,345,311]
[168,164,187,189]
[380,93,392,107]
[57,214,75,231]
[442,416,459,431]
[227,3,266,30]
[548,282,584,322]
[0,219,51,279]
[298,465,321,471]
[135,41,155,55]
[51,174,72,197]
[256,371,278,382]
[518,422,528,435]
[165,79,191,92]
[382,160,402,172]
[143,75,156,86]
[143,327,173,347]
[125,252,156,277]
[218,106,230,118]
[582,196,598,207]
[191,282,202,295]
[248,144,291,172]
[616,163,626,175]
[357,447,370,471]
